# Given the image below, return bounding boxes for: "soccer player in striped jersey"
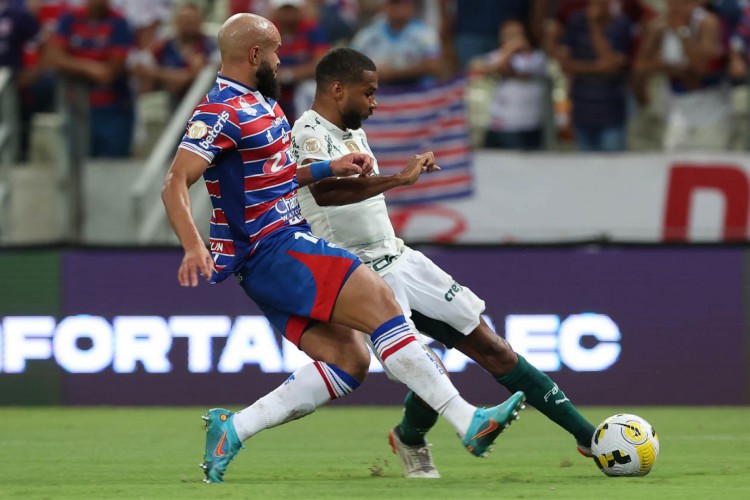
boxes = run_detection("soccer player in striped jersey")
[290,48,597,479]
[161,13,526,483]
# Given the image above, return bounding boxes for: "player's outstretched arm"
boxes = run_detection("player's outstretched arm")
[296,152,373,187]
[161,149,216,287]
[304,153,439,207]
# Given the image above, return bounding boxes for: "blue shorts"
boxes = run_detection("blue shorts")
[235,226,361,346]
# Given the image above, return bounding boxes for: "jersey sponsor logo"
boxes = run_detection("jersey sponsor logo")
[444,281,463,302]
[199,110,231,149]
[275,195,302,223]
[187,120,208,139]
[273,196,303,225]
[304,137,322,154]
[368,254,398,273]
[345,140,360,153]
[262,151,290,174]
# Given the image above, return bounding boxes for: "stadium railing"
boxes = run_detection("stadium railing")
[0,68,18,244]
[130,65,217,244]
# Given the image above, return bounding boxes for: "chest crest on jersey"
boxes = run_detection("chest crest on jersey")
[304,137,322,154]
[344,140,360,153]
[238,97,258,116]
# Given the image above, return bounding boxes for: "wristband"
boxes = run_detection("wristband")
[310,160,333,181]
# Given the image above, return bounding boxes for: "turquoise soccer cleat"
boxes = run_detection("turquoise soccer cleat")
[199,408,244,483]
[462,391,526,457]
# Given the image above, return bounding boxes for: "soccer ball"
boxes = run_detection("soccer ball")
[591,413,659,477]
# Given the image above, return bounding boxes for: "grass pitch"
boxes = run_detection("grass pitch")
[2,406,749,499]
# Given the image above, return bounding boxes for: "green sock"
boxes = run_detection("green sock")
[496,354,596,446]
[396,390,439,446]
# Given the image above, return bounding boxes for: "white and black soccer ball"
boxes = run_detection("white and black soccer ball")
[591,413,659,477]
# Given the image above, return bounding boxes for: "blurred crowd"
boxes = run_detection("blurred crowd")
[4,0,750,160]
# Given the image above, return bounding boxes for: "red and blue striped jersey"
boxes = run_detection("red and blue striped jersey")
[179,75,304,283]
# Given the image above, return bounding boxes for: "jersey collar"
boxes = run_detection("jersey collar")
[217,74,276,117]
[308,109,352,138]
[216,74,255,94]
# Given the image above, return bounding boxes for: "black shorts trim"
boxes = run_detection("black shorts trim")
[410,309,466,349]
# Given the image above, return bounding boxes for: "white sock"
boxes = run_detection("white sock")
[371,316,476,437]
[232,361,360,441]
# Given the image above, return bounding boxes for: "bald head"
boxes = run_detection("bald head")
[218,13,278,63]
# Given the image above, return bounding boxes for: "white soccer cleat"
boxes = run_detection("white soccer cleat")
[389,429,441,479]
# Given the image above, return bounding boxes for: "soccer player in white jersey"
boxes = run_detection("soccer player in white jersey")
[291,48,597,479]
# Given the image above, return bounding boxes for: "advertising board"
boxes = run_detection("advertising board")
[1,248,745,405]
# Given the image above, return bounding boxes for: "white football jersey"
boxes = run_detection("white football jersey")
[291,110,408,271]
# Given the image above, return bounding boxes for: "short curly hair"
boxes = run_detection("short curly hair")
[315,47,377,90]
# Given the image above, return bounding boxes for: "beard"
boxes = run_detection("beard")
[256,60,280,101]
[341,107,364,130]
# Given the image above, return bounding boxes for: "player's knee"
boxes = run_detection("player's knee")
[336,336,371,382]
[483,340,518,376]
[461,332,518,377]
[369,280,402,318]
[353,266,398,312]
[339,350,370,382]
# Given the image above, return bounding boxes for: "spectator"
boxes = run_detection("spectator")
[270,0,329,122]
[552,2,656,51]
[311,0,358,44]
[471,19,548,150]
[439,0,545,71]
[48,0,134,158]
[229,0,271,17]
[351,0,441,86]
[555,0,633,152]
[111,0,171,50]
[550,0,656,103]
[636,0,729,151]
[139,2,219,111]
[0,1,38,72]
[704,0,745,30]
[0,0,40,162]
[729,1,750,80]
[20,2,65,159]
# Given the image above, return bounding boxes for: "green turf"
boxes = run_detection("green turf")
[1,406,749,499]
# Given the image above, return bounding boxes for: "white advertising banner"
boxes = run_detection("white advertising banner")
[388,151,750,243]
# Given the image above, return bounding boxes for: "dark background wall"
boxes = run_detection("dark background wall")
[1,246,747,406]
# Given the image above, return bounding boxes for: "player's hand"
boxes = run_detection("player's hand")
[178,245,216,287]
[419,151,441,173]
[331,153,374,177]
[398,153,440,186]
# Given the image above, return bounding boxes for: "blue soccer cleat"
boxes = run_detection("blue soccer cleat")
[462,391,526,457]
[199,408,244,483]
